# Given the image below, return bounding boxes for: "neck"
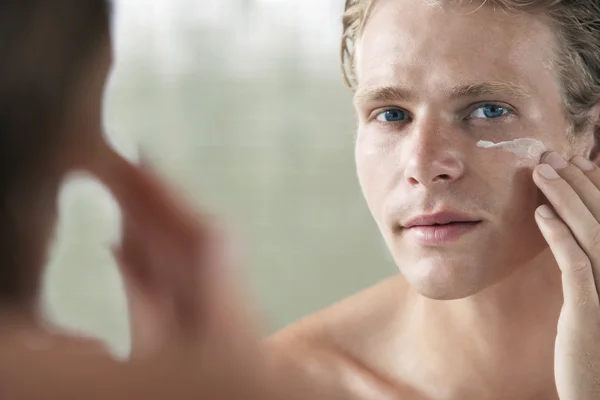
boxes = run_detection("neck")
[412,250,563,399]
[451,250,562,333]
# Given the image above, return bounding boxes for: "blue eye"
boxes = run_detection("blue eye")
[376,109,407,122]
[470,104,509,119]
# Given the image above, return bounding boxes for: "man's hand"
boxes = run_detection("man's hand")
[15,141,347,400]
[533,151,600,400]
[89,145,254,358]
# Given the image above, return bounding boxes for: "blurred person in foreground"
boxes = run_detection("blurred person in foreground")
[125,1,600,399]
[0,1,340,399]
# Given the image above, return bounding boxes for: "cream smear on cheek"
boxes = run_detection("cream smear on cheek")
[476,138,547,166]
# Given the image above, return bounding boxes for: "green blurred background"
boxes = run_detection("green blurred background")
[42,0,395,356]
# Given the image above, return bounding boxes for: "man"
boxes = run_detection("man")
[124,0,600,399]
[0,1,343,398]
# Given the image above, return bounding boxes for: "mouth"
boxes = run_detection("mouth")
[416,221,480,227]
[401,212,482,245]
[403,212,481,228]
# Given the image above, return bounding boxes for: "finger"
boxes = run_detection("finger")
[94,146,204,241]
[93,145,213,272]
[570,154,600,191]
[115,212,157,289]
[535,205,599,313]
[542,152,600,224]
[98,146,232,333]
[84,141,190,224]
[117,202,200,315]
[111,246,148,299]
[124,208,204,328]
[115,215,204,342]
[533,158,600,288]
[103,150,209,280]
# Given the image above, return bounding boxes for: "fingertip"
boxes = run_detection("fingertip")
[536,204,556,220]
[538,150,552,165]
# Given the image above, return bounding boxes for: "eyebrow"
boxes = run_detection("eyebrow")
[353,81,531,107]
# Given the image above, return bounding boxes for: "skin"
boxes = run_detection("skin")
[0,22,346,400]
[13,0,596,399]
[268,1,599,398]
[534,155,600,400]
[121,0,600,399]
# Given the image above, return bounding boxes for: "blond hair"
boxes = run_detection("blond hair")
[340,0,600,133]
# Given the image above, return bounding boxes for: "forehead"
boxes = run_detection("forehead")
[355,0,558,94]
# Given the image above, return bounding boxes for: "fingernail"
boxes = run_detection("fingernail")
[571,155,595,171]
[543,152,568,170]
[537,205,555,219]
[538,164,560,180]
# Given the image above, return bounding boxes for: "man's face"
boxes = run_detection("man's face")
[353,0,581,299]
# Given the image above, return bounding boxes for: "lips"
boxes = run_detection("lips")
[401,211,482,245]
[403,211,481,228]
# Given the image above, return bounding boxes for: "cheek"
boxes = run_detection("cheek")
[479,156,544,250]
[473,146,539,201]
[355,130,397,218]
[493,166,548,263]
[500,168,542,216]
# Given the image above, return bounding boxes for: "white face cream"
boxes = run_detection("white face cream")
[476,138,546,165]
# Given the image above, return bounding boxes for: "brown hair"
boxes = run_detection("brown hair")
[341,0,600,133]
[0,0,111,305]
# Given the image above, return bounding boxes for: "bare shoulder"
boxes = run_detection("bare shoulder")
[56,333,112,355]
[265,276,414,399]
[4,326,112,356]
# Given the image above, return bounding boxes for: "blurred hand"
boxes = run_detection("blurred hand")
[88,144,254,358]
[76,143,356,400]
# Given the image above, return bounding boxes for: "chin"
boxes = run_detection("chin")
[412,280,487,300]
[396,254,500,300]
[385,221,548,300]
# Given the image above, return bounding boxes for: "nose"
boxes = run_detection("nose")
[402,120,465,187]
